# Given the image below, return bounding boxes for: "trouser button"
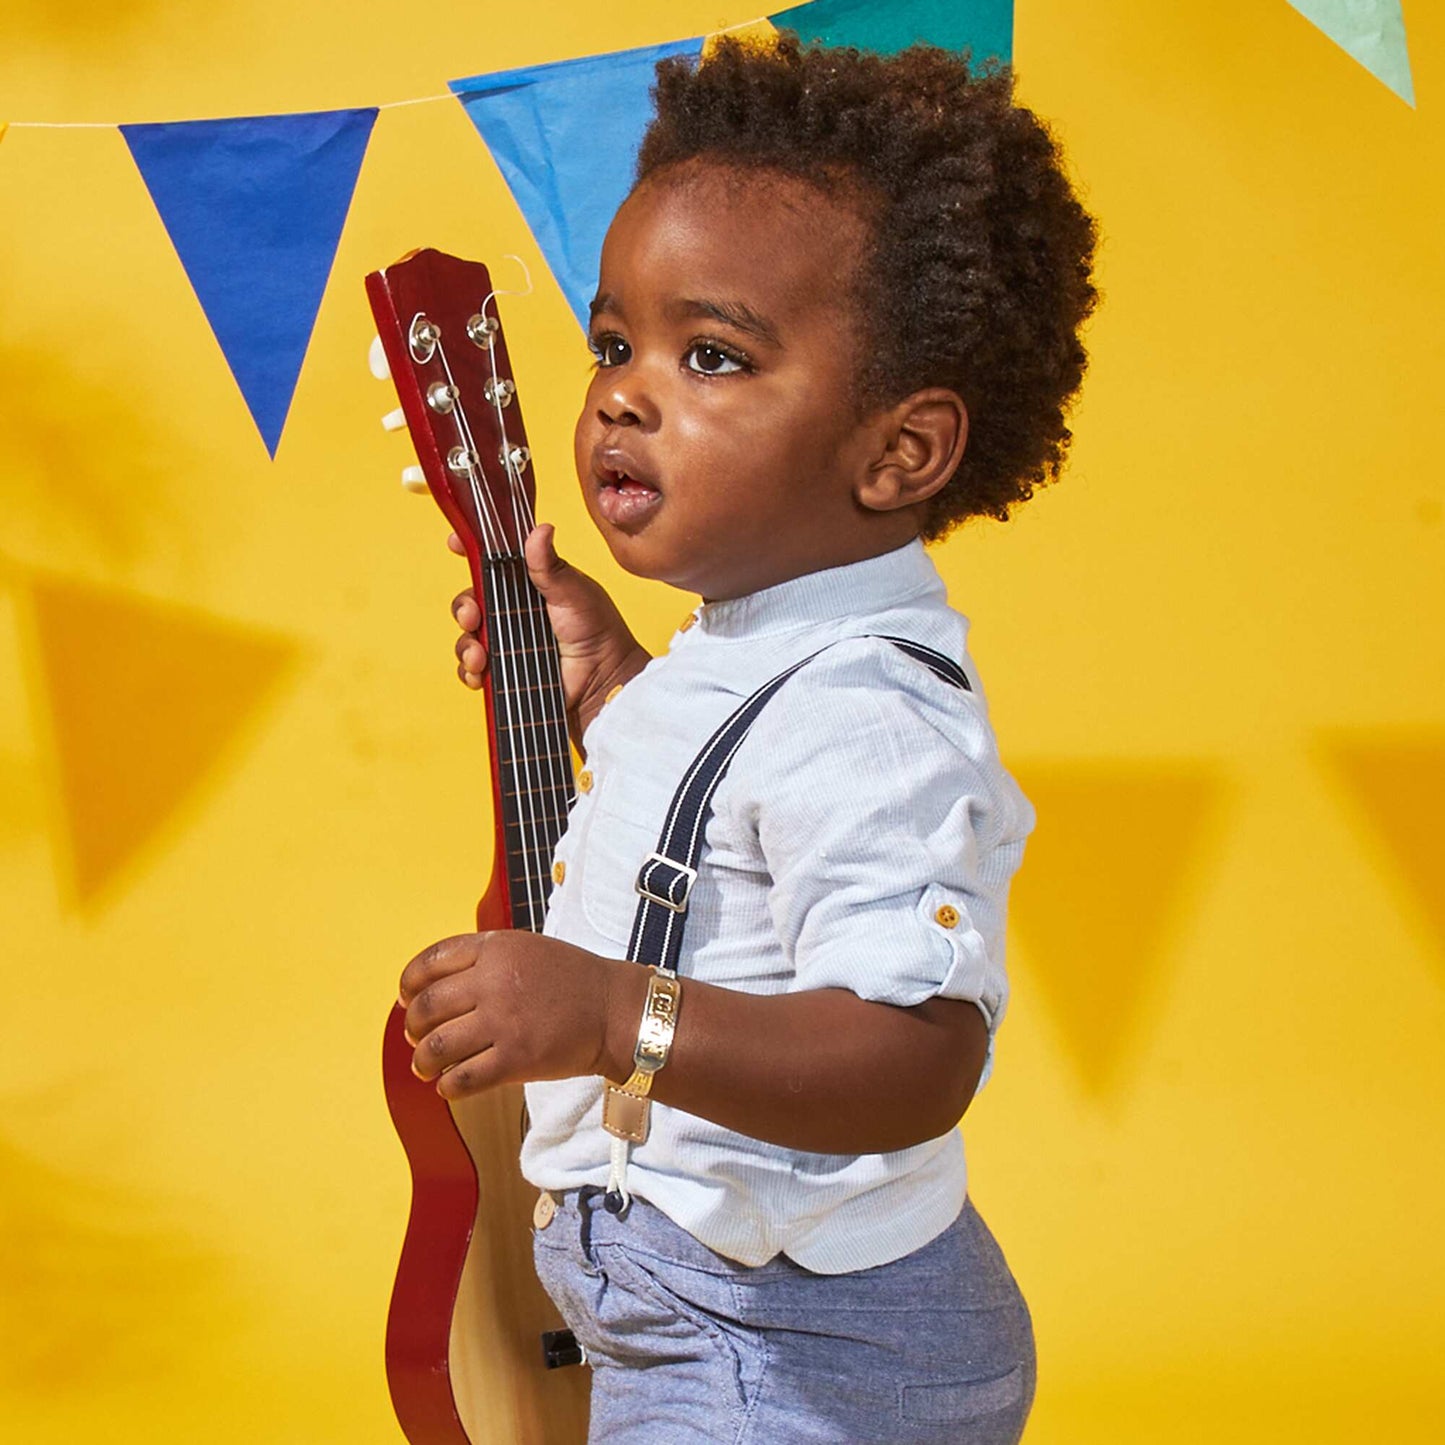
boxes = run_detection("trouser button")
[533,1189,557,1230]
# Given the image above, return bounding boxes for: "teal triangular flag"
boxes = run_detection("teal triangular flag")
[122,108,378,456]
[1286,0,1414,106]
[770,0,1013,62]
[451,38,705,331]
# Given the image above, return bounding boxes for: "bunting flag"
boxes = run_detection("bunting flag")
[770,0,1013,62]
[452,39,706,332]
[1286,0,1414,105]
[451,2,1014,331]
[120,108,377,456]
[19,573,300,907]
[1008,763,1223,1099]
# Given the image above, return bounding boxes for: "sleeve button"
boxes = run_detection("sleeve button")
[577,769,594,794]
[552,861,566,885]
[934,904,960,929]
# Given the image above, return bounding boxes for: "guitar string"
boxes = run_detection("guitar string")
[477,283,576,835]
[471,281,576,858]
[440,345,557,933]
[476,266,574,799]
[435,334,569,930]
[433,337,551,931]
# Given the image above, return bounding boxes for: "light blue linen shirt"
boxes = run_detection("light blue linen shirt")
[524,539,1034,1272]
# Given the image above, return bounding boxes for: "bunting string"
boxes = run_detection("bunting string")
[0,0,1413,458]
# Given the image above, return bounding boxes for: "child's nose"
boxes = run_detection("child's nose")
[597,370,659,430]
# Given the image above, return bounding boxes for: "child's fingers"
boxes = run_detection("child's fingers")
[452,588,481,632]
[434,1042,508,1099]
[410,1014,494,1084]
[454,632,487,686]
[402,970,476,1047]
[446,531,465,556]
[399,933,485,1005]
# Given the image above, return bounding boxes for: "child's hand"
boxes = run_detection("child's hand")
[450,523,651,742]
[398,931,639,1098]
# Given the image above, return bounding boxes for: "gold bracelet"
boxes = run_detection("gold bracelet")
[602,967,681,1144]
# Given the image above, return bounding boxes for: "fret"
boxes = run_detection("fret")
[495,715,570,735]
[484,600,555,621]
[499,824,570,849]
[504,840,568,862]
[488,757,572,780]
[499,805,570,830]
[484,679,569,699]
[484,639,566,659]
[499,790,571,813]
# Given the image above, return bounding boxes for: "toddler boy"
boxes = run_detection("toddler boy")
[405,34,1096,1443]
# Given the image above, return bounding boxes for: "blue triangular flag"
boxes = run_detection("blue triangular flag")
[770,0,1013,63]
[1286,0,1414,106]
[122,108,378,456]
[451,38,705,331]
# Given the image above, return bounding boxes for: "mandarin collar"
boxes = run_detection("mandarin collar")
[693,539,944,640]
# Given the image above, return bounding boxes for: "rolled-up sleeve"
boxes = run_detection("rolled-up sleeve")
[737,639,1033,1092]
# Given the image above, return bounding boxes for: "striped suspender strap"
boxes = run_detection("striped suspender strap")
[626,635,972,975]
[602,635,970,1209]
[602,635,972,1208]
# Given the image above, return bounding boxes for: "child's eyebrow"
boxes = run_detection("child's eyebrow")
[668,297,782,348]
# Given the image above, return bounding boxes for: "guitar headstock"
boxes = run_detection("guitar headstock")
[365,250,537,574]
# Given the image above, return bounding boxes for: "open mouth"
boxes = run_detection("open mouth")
[594,462,662,527]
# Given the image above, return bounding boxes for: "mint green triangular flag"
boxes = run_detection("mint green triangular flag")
[1287,0,1414,106]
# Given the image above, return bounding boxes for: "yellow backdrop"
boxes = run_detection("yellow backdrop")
[2,1,1441,1440]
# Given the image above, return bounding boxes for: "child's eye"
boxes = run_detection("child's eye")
[683,342,748,376]
[589,334,631,368]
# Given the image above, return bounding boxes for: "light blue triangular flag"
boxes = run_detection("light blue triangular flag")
[770,0,1012,63]
[122,108,378,456]
[1286,0,1414,106]
[451,38,705,331]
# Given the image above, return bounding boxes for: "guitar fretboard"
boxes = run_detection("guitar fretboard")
[482,555,574,933]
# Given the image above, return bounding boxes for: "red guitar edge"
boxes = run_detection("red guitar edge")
[366,252,587,1445]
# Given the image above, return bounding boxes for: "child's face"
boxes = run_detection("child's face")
[575,162,908,601]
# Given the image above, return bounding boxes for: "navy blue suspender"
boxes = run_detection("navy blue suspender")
[591,634,974,1215]
[624,636,972,975]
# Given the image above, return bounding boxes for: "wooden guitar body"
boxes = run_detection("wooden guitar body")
[367,251,590,1444]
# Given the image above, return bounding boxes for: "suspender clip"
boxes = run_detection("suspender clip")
[635,853,698,912]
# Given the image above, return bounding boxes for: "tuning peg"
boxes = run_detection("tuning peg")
[369,335,391,381]
[401,466,428,494]
[381,407,407,433]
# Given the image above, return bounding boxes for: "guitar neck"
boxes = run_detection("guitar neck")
[365,247,575,933]
[480,554,573,934]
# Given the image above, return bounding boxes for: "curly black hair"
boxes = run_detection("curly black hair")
[634,35,1098,537]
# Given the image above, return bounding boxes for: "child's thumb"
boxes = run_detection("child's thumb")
[523,523,571,596]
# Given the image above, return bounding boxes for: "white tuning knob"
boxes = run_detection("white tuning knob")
[381,407,407,432]
[369,335,391,380]
[401,466,428,494]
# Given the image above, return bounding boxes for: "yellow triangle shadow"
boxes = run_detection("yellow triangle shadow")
[1009,762,1224,1100]
[16,572,300,908]
[1321,731,1445,976]
[0,1122,231,1394]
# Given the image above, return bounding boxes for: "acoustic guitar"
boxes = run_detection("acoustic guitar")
[365,249,591,1444]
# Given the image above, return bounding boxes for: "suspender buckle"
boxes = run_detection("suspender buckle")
[635,853,698,912]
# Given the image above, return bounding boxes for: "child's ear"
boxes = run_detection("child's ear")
[855,389,968,514]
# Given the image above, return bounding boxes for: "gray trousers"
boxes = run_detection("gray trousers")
[532,1188,1036,1443]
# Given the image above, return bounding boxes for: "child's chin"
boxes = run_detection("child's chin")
[598,533,702,595]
